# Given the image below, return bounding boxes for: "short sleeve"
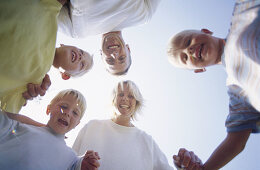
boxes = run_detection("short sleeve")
[225,85,260,133]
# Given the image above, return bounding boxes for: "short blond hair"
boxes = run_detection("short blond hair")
[50,89,86,119]
[111,80,144,121]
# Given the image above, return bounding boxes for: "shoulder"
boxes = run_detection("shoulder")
[81,119,110,130]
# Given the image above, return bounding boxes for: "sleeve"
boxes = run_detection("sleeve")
[72,124,88,156]
[68,156,83,170]
[0,110,15,138]
[0,91,26,114]
[152,139,174,170]
[225,85,260,133]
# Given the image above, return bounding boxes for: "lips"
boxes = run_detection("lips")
[119,104,130,109]
[108,45,120,49]
[58,118,68,126]
[195,44,204,60]
[72,51,77,63]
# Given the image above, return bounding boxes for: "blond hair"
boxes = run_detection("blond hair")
[50,89,86,119]
[111,80,144,121]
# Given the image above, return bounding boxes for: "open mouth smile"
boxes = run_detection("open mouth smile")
[58,118,68,126]
[72,51,77,63]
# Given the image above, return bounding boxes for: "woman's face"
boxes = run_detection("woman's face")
[114,83,136,118]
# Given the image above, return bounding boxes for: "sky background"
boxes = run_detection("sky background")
[20,0,260,169]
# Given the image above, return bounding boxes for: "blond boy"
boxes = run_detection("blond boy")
[167,0,260,169]
[0,89,100,170]
[0,0,93,114]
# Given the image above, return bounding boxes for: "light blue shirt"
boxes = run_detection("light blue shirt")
[0,111,82,170]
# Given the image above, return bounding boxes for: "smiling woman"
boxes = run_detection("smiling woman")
[72,80,175,170]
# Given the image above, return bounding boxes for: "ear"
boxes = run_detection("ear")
[46,105,51,115]
[126,44,131,54]
[201,29,213,35]
[194,68,206,73]
[61,72,71,80]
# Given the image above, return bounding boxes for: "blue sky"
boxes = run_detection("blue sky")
[21,0,260,169]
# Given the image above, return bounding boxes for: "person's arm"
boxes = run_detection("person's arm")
[22,74,51,105]
[81,150,100,170]
[57,0,68,5]
[5,112,45,127]
[203,129,251,170]
[173,148,203,170]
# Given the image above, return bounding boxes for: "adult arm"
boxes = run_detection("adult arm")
[22,74,51,104]
[81,150,100,170]
[5,112,45,127]
[203,129,251,170]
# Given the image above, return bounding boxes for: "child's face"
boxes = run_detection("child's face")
[171,30,221,69]
[47,94,81,134]
[114,83,136,117]
[56,45,92,76]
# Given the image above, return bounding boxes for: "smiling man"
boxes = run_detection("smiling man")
[58,0,161,75]
[167,0,260,169]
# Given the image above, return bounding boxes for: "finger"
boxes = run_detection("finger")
[187,151,196,170]
[173,155,181,167]
[27,83,37,97]
[22,92,33,100]
[182,150,191,168]
[23,100,27,106]
[35,84,46,96]
[41,74,51,90]
[94,152,100,159]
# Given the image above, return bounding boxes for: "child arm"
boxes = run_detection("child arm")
[5,112,45,127]
[203,129,251,170]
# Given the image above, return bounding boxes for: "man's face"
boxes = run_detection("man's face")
[101,33,131,75]
[57,45,92,76]
[171,30,221,69]
[47,94,81,134]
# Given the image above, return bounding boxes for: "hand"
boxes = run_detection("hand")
[173,148,203,170]
[22,74,51,104]
[81,150,100,170]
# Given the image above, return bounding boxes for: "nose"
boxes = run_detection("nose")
[187,46,195,55]
[63,109,72,117]
[111,51,119,58]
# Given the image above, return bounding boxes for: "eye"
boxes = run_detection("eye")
[186,39,191,47]
[73,111,79,116]
[118,93,124,97]
[106,58,115,65]
[128,94,134,99]
[80,62,85,70]
[119,56,125,61]
[180,53,188,64]
[80,49,84,55]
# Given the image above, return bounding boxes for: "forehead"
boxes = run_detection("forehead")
[118,83,131,92]
[172,30,200,50]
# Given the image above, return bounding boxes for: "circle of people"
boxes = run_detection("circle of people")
[0,0,259,170]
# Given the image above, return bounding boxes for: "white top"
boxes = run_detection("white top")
[58,0,161,38]
[0,111,82,170]
[73,119,174,170]
[224,0,260,112]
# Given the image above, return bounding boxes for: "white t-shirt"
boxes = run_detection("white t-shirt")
[58,0,161,38]
[73,119,174,170]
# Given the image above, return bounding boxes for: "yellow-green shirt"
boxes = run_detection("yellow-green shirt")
[0,0,62,113]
